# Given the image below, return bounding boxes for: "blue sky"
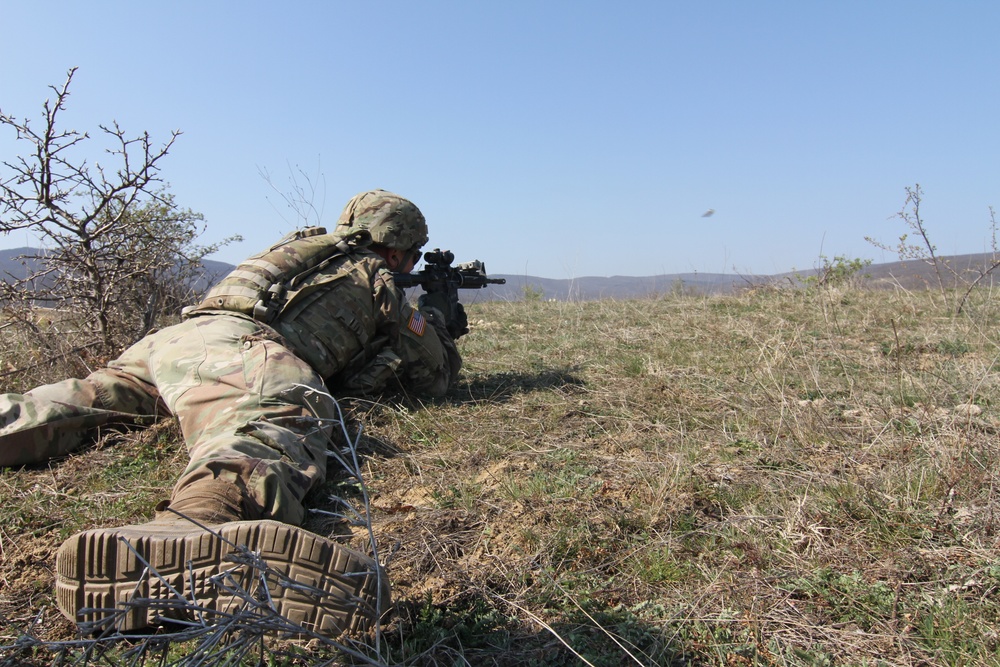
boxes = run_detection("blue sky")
[1,1,998,279]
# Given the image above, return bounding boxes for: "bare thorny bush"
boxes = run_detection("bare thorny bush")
[866,183,1000,314]
[0,67,239,376]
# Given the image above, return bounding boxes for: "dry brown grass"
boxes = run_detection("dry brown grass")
[4,285,1000,665]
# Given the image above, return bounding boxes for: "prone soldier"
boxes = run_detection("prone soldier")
[0,189,467,636]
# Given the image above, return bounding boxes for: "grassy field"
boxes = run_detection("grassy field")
[4,283,1000,665]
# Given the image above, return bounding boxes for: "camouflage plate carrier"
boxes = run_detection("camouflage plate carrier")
[186,226,370,325]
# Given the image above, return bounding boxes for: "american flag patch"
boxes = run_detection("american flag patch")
[407,310,427,336]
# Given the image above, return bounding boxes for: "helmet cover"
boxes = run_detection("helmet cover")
[335,189,428,251]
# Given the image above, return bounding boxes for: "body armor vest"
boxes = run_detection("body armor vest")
[186,227,370,323]
[185,227,388,380]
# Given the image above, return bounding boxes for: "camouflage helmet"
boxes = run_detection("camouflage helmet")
[335,189,428,252]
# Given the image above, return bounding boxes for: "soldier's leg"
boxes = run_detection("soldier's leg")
[0,341,164,467]
[55,315,386,635]
[148,316,334,525]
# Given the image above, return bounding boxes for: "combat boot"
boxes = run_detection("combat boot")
[55,480,389,636]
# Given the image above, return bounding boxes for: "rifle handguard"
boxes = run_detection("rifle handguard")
[391,250,506,291]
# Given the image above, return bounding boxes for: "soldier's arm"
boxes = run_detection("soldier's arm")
[395,300,461,397]
[340,268,460,397]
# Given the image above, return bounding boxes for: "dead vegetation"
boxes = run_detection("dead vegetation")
[4,284,1000,665]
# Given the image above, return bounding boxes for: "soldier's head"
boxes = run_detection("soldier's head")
[336,189,427,272]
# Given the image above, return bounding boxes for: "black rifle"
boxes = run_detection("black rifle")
[392,249,506,337]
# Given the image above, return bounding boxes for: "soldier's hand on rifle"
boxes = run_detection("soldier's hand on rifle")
[448,302,469,339]
[419,292,469,340]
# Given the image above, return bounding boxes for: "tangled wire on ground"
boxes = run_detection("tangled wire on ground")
[1,388,387,667]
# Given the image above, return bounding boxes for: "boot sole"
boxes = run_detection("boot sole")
[55,519,388,636]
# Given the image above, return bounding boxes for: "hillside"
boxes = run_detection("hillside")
[2,247,997,302]
[481,253,1000,301]
[0,247,234,294]
[3,284,1000,665]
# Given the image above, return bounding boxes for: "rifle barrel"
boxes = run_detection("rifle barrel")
[391,272,505,288]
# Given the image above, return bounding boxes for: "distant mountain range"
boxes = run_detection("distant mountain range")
[1,247,996,302]
[0,247,234,295]
[477,252,1000,300]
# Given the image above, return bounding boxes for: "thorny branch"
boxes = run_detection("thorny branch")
[0,67,238,357]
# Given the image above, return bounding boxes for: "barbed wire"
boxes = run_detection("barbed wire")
[1,389,389,667]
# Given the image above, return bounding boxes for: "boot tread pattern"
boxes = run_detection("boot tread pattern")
[55,519,385,635]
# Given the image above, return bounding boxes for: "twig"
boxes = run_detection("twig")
[488,593,598,667]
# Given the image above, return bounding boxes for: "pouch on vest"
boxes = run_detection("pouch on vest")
[184,227,371,323]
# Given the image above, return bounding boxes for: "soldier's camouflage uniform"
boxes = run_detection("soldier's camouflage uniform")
[0,236,460,525]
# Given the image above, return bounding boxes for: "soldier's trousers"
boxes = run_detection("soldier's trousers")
[0,314,333,525]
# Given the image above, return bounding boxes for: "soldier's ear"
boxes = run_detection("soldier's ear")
[369,245,394,265]
[383,249,406,270]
